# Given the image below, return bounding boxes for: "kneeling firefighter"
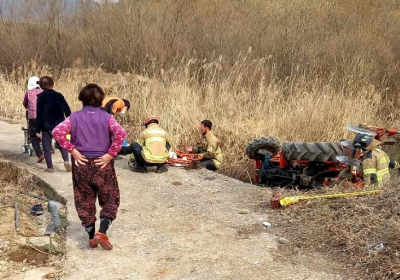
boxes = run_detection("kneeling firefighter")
[353,134,398,189]
[119,116,172,173]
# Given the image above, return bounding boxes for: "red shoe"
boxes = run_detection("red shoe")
[89,239,98,248]
[93,232,113,250]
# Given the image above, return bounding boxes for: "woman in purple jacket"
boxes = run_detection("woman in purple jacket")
[53,84,126,250]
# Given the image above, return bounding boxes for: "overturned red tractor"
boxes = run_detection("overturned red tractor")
[246,124,399,188]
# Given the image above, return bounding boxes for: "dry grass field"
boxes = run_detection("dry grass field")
[0,61,399,180]
[1,0,400,179]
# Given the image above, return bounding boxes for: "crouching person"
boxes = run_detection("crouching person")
[120,116,171,173]
[187,120,223,171]
[353,134,396,189]
[52,84,126,250]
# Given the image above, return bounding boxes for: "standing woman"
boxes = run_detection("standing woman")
[35,76,71,172]
[52,84,126,250]
[22,76,43,162]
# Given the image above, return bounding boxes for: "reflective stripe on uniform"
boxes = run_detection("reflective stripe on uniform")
[147,130,166,135]
[145,137,167,145]
[363,168,377,175]
[143,153,168,161]
[142,149,168,163]
[376,168,389,186]
[377,167,389,175]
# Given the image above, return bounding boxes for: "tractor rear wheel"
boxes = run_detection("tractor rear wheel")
[246,136,281,160]
[282,142,343,161]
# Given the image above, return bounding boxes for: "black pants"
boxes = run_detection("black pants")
[119,142,169,168]
[28,119,42,157]
[42,130,69,169]
[131,142,148,167]
[200,159,217,171]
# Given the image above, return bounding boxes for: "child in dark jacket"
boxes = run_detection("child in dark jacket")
[35,76,71,172]
[52,84,126,250]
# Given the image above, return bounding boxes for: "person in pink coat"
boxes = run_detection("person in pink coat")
[22,76,44,162]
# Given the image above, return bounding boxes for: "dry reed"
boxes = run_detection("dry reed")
[1,61,400,180]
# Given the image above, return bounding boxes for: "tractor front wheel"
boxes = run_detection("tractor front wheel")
[246,136,281,160]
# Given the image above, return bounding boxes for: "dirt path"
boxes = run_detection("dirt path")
[0,120,343,280]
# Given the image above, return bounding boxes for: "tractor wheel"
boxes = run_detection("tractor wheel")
[282,142,343,161]
[246,136,281,160]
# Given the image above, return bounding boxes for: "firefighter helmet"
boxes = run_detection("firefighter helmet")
[353,134,372,150]
[143,116,159,126]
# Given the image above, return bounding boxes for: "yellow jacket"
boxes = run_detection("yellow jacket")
[362,139,390,188]
[136,123,172,163]
[195,131,223,169]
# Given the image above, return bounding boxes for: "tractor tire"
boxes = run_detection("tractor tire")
[246,136,281,160]
[282,142,343,161]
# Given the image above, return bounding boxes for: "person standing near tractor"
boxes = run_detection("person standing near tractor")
[52,84,126,250]
[353,134,395,189]
[187,120,222,171]
[35,76,71,172]
[119,116,172,173]
[22,76,44,162]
